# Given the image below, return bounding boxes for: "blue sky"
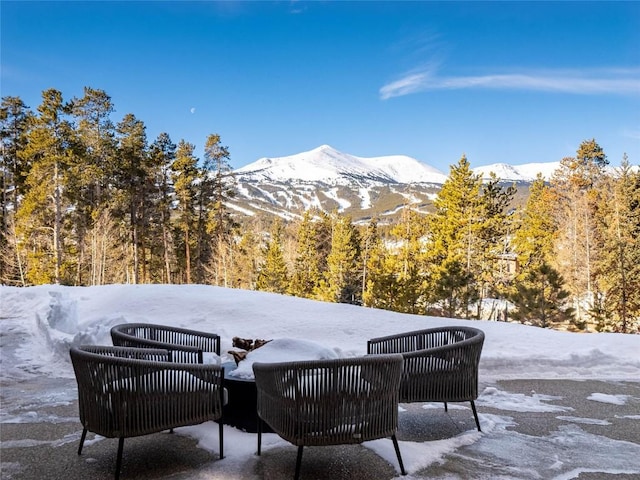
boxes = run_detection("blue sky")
[2,1,639,172]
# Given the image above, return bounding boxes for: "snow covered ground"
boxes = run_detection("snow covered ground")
[1,284,639,479]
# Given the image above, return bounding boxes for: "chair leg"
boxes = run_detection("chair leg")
[294,445,304,480]
[444,401,448,412]
[391,434,407,476]
[115,437,125,480]
[470,400,481,432]
[257,418,262,455]
[78,428,87,455]
[219,418,224,459]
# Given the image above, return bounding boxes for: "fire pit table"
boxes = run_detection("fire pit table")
[222,362,271,433]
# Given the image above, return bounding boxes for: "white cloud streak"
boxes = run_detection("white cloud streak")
[622,127,640,141]
[380,67,640,99]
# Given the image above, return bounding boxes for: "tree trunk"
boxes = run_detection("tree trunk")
[185,227,191,284]
[162,222,172,284]
[53,161,62,284]
[131,198,139,284]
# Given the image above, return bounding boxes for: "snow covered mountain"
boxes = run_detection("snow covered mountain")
[234,144,449,185]
[472,162,561,182]
[229,145,556,224]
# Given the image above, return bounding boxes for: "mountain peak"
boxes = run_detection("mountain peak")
[235,145,448,185]
[314,144,336,152]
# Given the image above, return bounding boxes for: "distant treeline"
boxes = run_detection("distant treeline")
[2,88,639,333]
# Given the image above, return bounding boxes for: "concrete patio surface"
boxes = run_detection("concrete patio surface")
[2,378,639,480]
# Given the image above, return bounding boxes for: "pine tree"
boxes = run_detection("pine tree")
[360,218,381,307]
[16,89,76,284]
[204,134,237,286]
[427,155,483,318]
[551,139,609,328]
[314,210,333,278]
[69,87,116,209]
[289,210,323,298]
[430,258,474,318]
[228,226,261,290]
[256,219,289,293]
[362,218,402,311]
[1,96,33,285]
[193,143,215,284]
[171,140,198,283]
[508,175,569,324]
[113,113,148,284]
[148,133,176,283]
[512,175,557,272]
[592,157,640,333]
[68,87,117,285]
[1,96,32,223]
[315,213,361,304]
[476,174,517,306]
[387,208,429,313]
[509,262,574,328]
[574,138,608,189]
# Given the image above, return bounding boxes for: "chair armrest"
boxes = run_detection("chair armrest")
[111,323,221,358]
[79,344,171,361]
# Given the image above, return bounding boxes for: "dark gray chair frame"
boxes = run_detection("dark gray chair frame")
[70,345,226,479]
[367,326,485,431]
[110,323,220,363]
[253,354,407,480]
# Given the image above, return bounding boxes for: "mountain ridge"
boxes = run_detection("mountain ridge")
[234,144,561,184]
[235,144,449,185]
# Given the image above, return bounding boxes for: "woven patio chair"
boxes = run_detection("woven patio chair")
[253,354,406,480]
[367,326,485,431]
[69,345,226,479]
[111,323,220,363]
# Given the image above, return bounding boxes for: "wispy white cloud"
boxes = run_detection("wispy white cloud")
[380,66,640,99]
[289,0,305,15]
[379,62,441,99]
[622,127,640,141]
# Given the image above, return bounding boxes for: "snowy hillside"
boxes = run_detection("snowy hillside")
[234,145,449,185]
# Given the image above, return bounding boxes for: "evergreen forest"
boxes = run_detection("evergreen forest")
[2,88,639,334]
